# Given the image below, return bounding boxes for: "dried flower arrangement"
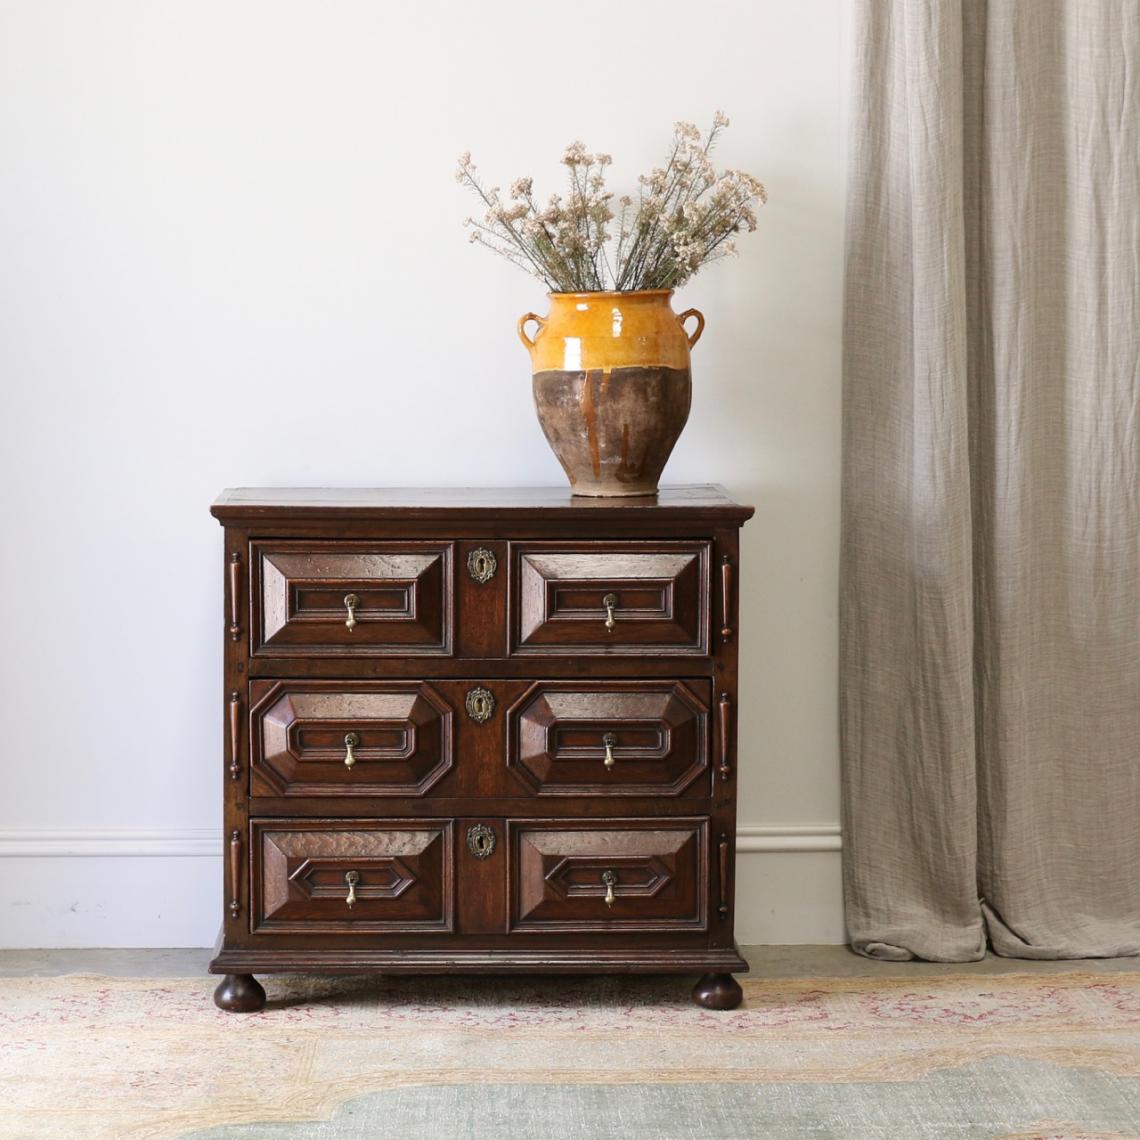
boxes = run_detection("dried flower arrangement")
[456,113,766,293]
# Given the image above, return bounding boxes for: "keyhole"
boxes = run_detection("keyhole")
[466,687,495,724]
[467,823,496,859]
[467,548,497,584]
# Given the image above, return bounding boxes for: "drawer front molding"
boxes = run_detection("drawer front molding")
[510,542,710,656]
[508,818,709,933]
[251,819,454,934]
[248,681,454,798]
[505,680,711,796]
[252,541,453,657]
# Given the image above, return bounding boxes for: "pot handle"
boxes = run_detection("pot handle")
[677,308,705,348]
[517,312,546,352]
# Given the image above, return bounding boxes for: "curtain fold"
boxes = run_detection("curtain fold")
[842,0,1140,961]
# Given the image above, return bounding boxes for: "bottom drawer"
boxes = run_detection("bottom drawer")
[251,819,454,934]
[509,818,708,933]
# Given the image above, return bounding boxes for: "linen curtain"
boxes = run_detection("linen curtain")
[841,0,1140,961]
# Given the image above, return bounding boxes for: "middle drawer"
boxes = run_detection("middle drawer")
[248,678,712,799]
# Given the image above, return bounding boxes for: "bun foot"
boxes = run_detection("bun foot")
[213,973,266,1012]
[692,972,743,1010]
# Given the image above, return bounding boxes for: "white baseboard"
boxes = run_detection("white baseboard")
[0,825,845,947]
[0,825,841,859]
[736,824,841,852]
[0,829,221,858]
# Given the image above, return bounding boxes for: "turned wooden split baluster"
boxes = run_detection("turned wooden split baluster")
[720,555,734,640]
[228,554,241,642]
[718,693,732,781]
[228,692,241,781]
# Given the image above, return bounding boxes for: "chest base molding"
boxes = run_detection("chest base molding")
[209,943,748,976]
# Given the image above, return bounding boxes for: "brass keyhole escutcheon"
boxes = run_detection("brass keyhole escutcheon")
[602,870,617,907]
[343,593,359,632]
[466,823,496,860]
[465,686,495,724]
[602,732,617,769]
[602,593,618,632]
[343,731,359,769]
[344,870,360,908]
[467,547,497,584]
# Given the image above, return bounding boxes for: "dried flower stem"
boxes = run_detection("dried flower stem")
[457,114,765,293]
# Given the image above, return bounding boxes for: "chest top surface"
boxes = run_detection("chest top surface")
[211,484,754,525]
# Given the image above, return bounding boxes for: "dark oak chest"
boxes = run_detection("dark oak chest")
[209,486,753,1010]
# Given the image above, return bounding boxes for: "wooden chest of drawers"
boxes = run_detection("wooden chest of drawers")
[208,486,753,1011]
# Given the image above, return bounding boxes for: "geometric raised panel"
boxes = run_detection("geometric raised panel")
[289,857,416,901]
[252,541,453,657]
[252,819,453,933]
[510,542,709,656]
[509,819,707,933]
[544,854,672,901]
[506,680,710,796]
[249,681,454,798]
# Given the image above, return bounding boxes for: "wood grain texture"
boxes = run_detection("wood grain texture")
[210,946,749,975]
[252,819,454,934]
[512,542,709,655]
[510,818,707,933]
[506,680,710,797]
[252,541,453,657]
[212,485,754,524]
[210,486,752,1007]
[248,680,453,798]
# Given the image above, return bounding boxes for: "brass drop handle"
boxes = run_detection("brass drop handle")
[603,732,617,769]
[602,593,618,632]
[344,870,359,908]
[343,731,359,769]
[602,870,617,907]
[343,593,359,632]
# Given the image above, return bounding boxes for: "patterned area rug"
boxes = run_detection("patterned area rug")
[2,971,1139,1139]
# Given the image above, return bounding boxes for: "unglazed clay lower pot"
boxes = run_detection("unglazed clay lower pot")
[517,289,703,497]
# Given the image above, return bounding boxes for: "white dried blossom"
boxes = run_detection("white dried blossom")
[561,140,592,166]
[456,113,765,291]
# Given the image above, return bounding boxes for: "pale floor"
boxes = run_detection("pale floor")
[0,945,1136,978]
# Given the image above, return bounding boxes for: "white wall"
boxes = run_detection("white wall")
[0,0,846,947]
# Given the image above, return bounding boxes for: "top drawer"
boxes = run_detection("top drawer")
[510,541,710,656]
[251,541,453,657]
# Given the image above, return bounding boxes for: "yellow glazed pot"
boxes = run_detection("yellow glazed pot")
[518,289,704,497]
